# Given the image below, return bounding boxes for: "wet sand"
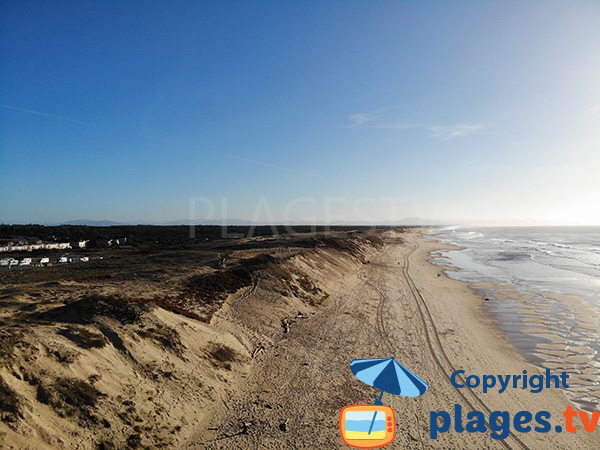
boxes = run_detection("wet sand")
[466,282,600,413]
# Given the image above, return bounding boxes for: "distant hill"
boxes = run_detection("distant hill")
[54,218,256,226]
[60,219,125,226]
[48,217,446,227]
[394,217,447,226]
[155,218,255,226]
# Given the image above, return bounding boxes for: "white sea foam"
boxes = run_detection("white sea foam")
[428,226,600,410]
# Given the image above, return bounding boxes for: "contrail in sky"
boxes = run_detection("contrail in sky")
[580,103,600,119]
[226,154,326,180]
[0,104,105,127]
[2,104,325,181]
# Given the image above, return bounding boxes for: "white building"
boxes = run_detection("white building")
[49,242,71,250]
[19,258,32,266]
[0,242,72,252]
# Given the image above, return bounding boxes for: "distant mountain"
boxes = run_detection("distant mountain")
[155,218,255,226]
[55,218,256,226]
[50,217,447,227]
[394,217,447,226]
[60,219,125,226]
[445,218,560,227]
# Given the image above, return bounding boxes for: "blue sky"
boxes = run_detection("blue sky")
[1,1,599,225]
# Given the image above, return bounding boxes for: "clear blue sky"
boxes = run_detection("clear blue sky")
[1,1,599,225]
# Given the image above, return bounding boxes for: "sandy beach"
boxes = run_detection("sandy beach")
[5,2,599,448]
[195,229,598,449]
[1,228,598,449]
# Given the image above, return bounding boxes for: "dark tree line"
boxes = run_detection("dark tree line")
[0,224,402,250]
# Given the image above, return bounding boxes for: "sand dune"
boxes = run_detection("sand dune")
[1,229,597,449]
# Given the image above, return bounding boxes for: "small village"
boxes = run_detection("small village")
[0,236,102,269]
[0,236,88,252]
[0,254,103,268]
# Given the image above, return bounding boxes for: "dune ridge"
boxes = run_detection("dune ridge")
[0,232,380,449]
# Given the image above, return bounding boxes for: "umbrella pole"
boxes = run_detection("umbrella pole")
[373,390,384,405]
[367,391,384,435]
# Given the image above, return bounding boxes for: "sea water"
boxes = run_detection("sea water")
[428,226,600,410]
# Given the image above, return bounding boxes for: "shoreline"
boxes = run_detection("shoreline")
[409,230,598,448]
[424,230,600,412]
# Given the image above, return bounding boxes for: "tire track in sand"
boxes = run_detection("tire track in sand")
[363,262,426,450]
[401,241,531,450]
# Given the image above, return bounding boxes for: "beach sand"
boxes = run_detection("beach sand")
[1,229,598,449]
[195,229,599,449]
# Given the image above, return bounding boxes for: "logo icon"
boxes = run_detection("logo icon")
[340,357,428,449]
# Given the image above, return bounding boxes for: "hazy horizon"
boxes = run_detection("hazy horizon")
[1,1,599,226]
[5,216,600,228]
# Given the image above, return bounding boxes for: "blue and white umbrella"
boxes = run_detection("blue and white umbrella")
[350,357,428,435]
[350,357,428,399]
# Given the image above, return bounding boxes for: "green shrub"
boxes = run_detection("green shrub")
[37,377,104,423]
[136,324,184,355]
[209,344,237,370]
[0,377,21,423]
[37,295,144,325]
[58,325,108,349]
[0,330,22,366]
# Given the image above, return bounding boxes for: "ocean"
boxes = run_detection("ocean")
[428,226,600,411]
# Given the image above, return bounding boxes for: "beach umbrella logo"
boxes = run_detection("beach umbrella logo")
[339,357,428,449]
